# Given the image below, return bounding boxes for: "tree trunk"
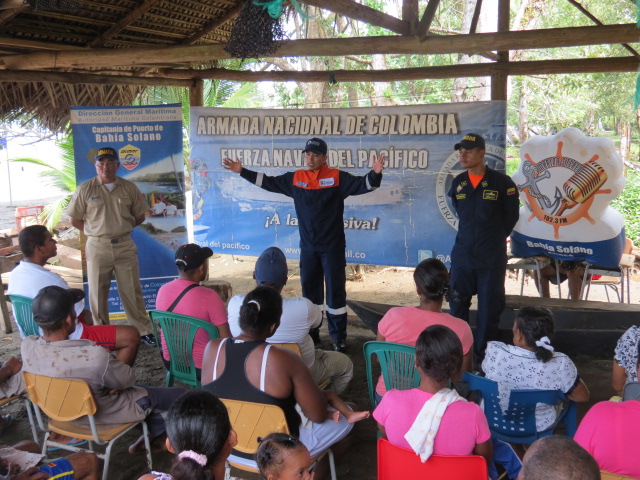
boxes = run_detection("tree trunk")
[518,78,529,143]
[619,121,631,161]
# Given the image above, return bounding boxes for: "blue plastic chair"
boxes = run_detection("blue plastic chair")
[149,310,219,388]
[463,372,577,444]
[363,341,420,409]
[7,294,39,337]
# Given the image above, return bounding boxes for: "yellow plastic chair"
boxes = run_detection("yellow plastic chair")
[600,471,639,480]
[270,343,331,390]
[221,398,336,480]
[271,342,302,356]
[23,372,152,480]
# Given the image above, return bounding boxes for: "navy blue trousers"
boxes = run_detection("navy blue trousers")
[300,249,347,342]
[449,264,506,364]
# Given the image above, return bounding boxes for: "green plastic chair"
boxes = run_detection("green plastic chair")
[149,310,219,388]
[7,294,39,337]
[363,341,420,409]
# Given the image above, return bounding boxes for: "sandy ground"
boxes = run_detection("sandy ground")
[0,198,638,479]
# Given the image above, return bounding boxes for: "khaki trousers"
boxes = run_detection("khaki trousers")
[86,236,151,335]
[309,349,354,395]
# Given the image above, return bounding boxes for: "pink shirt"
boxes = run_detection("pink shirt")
[155,279,228,369]
[376,307,473,394]
[574,400,640,478]
[373,388,490,454]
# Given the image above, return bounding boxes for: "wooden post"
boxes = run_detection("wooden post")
[190,79,204,107]
[491,0,510,101]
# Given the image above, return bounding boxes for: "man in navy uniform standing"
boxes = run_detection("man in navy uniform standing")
[447,133,519,365]
[224,138,384,352]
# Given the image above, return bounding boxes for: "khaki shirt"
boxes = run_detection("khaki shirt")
[21,336,147,426]
[67,176,148,238]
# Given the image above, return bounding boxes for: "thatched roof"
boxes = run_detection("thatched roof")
[0,0,637,131]
[0,0,241,130]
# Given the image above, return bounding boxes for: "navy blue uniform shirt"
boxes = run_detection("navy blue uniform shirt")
[240,163,382,251]
[447,167,520,269]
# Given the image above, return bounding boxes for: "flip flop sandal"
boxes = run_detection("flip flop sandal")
[47,437,88,452]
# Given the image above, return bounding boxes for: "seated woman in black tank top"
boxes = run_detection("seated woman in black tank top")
[201,286,353,480]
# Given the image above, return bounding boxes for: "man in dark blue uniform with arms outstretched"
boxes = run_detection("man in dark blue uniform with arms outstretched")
[224,138,384,353]
[447,133,520,365]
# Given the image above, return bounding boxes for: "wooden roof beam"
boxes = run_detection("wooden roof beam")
[402,0,419,35]
[0,56,636,86]
[0,69,193,86]
[156,57,638,82]
[565,0,640,59]
[0,6,25,27]
[0,24,636,70]
[181,3,242,45]
[302,0,409,35]
[0,35,82,51]
[90,0,164,48]
[416,0,441,39]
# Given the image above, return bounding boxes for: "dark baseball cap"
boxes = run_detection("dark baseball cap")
[32,286,84,326]
[255,247,288,287]
[454,133,486,151]
[95,147,119,162]
[175,243,213,271]
[302,138,327,155]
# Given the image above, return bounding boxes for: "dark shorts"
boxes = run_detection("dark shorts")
[39,457,74,479]
[81,325,117,350]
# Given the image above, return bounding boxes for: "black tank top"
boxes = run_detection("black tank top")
[203,339,301,437]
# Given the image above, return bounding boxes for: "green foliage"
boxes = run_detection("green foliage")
[613,169,640,245]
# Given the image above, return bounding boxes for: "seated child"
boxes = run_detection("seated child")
[256,433,313,480]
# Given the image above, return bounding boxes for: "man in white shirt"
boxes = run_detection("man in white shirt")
[8,225,141,365]
[227,247,353,394]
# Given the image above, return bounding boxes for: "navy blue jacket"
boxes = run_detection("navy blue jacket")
[447,167,520,268]
[240,163,382,251]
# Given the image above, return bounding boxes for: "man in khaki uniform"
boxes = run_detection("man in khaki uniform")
[68,146,156,346]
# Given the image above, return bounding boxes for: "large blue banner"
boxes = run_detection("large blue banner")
[190,102,506,267]
[70,104,186,319]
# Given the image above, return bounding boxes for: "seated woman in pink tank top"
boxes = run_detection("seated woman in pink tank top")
[375,259,473,397]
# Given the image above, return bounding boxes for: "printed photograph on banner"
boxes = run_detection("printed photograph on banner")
[189,102,507,267]
[70,104,186,316]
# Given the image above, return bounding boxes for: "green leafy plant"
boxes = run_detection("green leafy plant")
[8,135,76,231]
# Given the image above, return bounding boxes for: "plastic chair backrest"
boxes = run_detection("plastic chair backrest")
[221,398,289,459]
[148,311,164,353]
[363,341,420,409]
[377,438,487,480]
[153,311,219,388]
[622,381,640,401]
[7,295,39,337]
[271,342,302,356]
[463,372,576,443]
[600,471,639,480]
[23,372,96,421]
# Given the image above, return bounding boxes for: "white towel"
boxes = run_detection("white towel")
[404,388,466,462]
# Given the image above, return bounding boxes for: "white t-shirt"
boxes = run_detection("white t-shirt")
[8,261,84,339]
[165,204,177,216]
[482,341,579,431]
[227,294,322,368]
[151,202,166,215]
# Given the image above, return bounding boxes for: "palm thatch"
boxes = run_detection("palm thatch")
[0,0,243,131]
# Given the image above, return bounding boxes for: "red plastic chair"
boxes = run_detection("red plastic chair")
[377,438,487,480]
[15,206,44,231]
